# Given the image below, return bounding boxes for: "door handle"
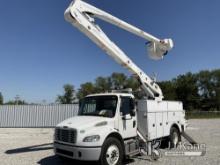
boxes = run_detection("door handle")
[133,120,136,128]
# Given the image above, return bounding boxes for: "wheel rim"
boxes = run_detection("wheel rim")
[106,144,120,165]
[173,132,178,146]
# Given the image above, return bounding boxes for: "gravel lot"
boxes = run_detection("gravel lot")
[0,119,220,165]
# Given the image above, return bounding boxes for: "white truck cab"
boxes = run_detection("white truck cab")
[54,93,137,162]
[54,93,186,164]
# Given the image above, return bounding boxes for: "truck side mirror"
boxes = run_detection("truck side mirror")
[130,110,135,117]
[130,99,136,116]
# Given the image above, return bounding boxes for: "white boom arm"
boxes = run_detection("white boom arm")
[64,0,174,101]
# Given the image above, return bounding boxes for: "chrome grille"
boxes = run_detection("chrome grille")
[55,128,77,144]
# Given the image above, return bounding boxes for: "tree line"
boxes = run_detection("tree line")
[57,69,220,111]
[0,92,27,105]
[159,69,220,111]
[1,69,219,111]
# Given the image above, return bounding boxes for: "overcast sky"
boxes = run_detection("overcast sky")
[0,0,219,103]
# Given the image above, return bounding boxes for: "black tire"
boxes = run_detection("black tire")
[169,127,181,148]
[99,137,123,165]
[57,155,70,162]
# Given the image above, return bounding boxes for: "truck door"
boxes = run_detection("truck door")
[118,96,137,139]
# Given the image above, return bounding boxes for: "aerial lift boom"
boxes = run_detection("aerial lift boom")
[54,2,188,163]
[64,0,174,101]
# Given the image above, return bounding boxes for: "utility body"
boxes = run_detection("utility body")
[54,1,186,164]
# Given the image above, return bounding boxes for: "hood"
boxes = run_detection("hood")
[57,116,110,130]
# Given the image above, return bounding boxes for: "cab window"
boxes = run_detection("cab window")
[120,97,133,116]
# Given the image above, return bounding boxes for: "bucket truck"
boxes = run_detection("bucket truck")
[54,0,186,164]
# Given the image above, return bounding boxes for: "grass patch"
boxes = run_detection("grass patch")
[186,111,220,119]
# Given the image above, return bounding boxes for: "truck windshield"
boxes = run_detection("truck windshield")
[79,96,118,118]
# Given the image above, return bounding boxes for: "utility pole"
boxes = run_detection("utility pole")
[15,95,20,105]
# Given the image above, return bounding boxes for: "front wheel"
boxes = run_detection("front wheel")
[99,137,123,165]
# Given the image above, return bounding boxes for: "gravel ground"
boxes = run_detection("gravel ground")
[0,119,220,165]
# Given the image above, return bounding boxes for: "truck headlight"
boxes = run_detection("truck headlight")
[83,135,100,142]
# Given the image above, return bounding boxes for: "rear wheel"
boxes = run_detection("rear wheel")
[99,137,123,165]
[169,127,181,148]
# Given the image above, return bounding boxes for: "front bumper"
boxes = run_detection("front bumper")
[54,142,101,161]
